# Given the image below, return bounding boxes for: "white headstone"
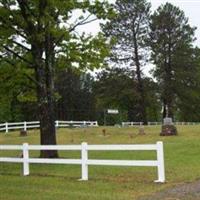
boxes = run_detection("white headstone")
[163,117,173,125]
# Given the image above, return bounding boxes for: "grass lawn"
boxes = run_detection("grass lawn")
[0,125,200,200]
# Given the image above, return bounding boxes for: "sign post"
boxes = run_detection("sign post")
[104,109,119,126]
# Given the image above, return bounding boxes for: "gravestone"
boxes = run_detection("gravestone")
[163,117,173,125]
[20,130,27,136]
[138,126,145,135]
[160,117,177,136]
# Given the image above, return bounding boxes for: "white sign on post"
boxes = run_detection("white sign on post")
[107,109,119,114]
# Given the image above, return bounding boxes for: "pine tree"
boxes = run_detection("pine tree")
[149,3,196,120]
[102,0,151,124]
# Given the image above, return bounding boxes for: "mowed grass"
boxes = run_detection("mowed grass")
[0,125,200,200]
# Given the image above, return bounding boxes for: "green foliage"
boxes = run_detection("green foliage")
[0,0,113,126]
[149,2,198,119]
[55,68,96,121]
[94,68,160,122]
[0,59,36,121]
[102,0,152,124]
[0,0,113,71]
[102,0,151,65]
[175,48,200,121]
[0,0,199,123]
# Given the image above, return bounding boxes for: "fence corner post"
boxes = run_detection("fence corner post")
[23,143,30,176]
[81,142,88,181]
[155,141,165,183]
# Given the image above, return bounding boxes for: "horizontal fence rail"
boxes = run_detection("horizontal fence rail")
[0,142,165,183]
[122,122,144,126]
[122,121,200,127]
[0,120,98,133]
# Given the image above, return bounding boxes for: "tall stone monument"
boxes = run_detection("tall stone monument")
[160,106,177,136]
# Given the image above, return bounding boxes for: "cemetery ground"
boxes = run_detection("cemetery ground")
[0,125,200,200]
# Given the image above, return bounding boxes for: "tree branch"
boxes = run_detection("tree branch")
[69,14,98,32]
[11,40,31,52]
[0,54,16,67]
[23,72,41,87]
[3,45,33,67]
[0,55,40,87]
[54,15,98,47]
[17,0,36,34]
[0,16,27,39]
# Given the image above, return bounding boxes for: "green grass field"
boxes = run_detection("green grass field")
[0,125,200,200]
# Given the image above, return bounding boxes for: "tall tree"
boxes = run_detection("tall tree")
[175,47,200,121]
[102,0,151,124]
[0,0,112,157]
[149,3,196,120]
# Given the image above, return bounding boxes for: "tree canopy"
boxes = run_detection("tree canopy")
[149,2,198,119]
[0,0,113,157]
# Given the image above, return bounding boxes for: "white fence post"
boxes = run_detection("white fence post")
[23,143,30,176]
[24,121,27,131]
[5,122,8,133]
[55,120,59,128]
[155,141,165,183]
[81,142,88,180]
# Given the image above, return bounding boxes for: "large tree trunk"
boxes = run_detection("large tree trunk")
[38,90,58,158]
[32,44,58,158]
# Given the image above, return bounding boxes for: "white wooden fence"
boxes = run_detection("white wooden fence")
[122,122,144,127]
[122,121,200,127]
[0,141,165,183]
[0,120,98,133]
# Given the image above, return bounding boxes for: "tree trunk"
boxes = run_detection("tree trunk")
[162,44,174,120]
[32,44,58,158]
[133,33,147,125]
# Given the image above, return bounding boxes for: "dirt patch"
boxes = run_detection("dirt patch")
[138,180,200,200]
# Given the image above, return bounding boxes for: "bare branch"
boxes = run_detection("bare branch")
[69,14,98,32]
